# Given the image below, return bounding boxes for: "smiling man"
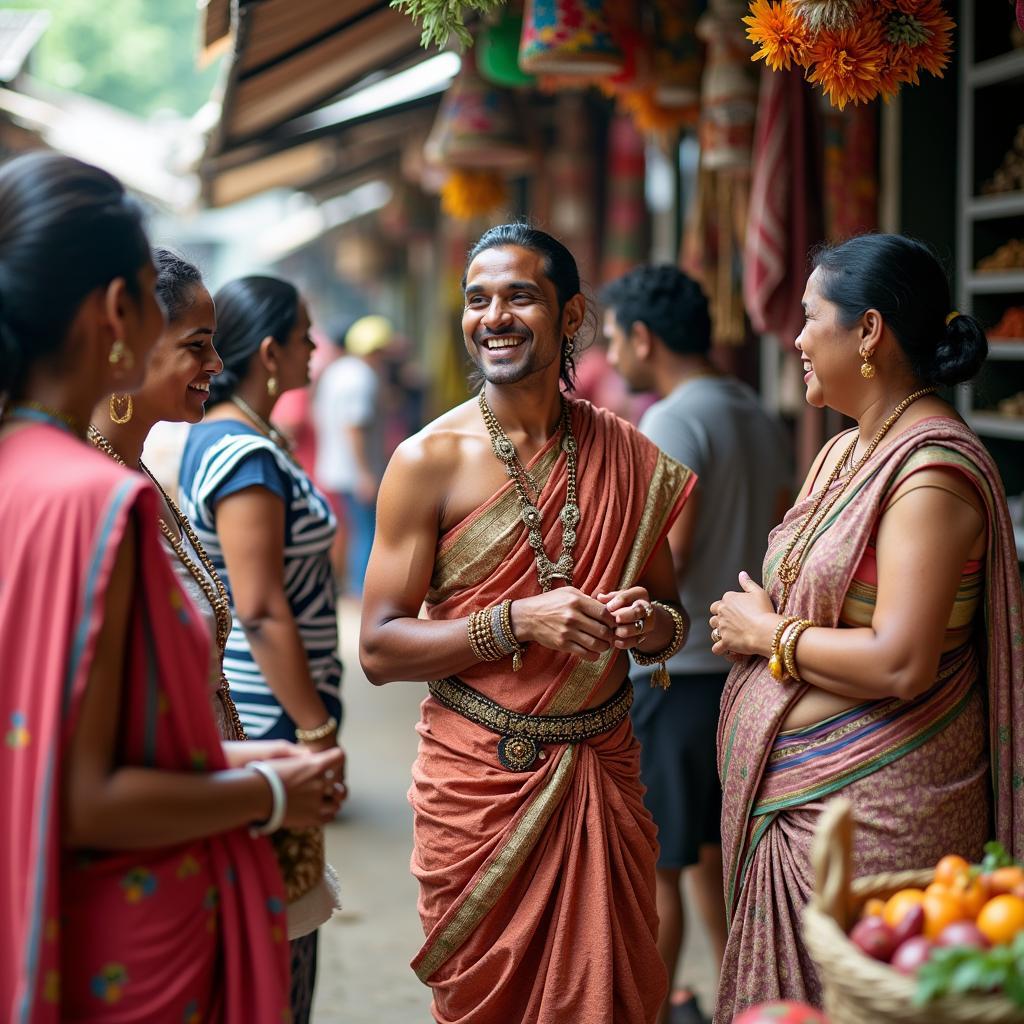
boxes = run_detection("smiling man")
[359,224,695,1024]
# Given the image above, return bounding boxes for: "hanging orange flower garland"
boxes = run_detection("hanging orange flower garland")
[742,0,955,109]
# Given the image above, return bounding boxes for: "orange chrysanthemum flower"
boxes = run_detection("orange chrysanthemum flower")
[883,0,955,79]
[805,19,887,109]
[743,0,811,71]
[876,46,918,100]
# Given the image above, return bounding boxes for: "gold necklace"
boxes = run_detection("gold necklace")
[774,386,937,611]
[6,401,85,436]
[229,395,298,465]
[479,391,579,592]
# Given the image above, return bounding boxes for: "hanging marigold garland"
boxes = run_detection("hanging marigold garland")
[440,169,509,220]
[742,0,955,109]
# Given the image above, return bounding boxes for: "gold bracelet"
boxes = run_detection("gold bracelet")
[467,608,504,662]
[498,599,525,672]
[630,601,688,690]
[782,619,814,682]
[768,616,801,680]
[295,715,338,743]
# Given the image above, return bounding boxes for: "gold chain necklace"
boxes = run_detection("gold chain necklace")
[774,387,937,612]
[6,401,84,436]
[479,391,580,592]
[229,395,298,465]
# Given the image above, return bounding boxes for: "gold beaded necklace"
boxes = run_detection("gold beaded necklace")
[479,391,580,592]
[87,425,247,739]
[229,395,299,466]
[774,386,937,611]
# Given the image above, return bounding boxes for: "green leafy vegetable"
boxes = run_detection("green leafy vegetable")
[389,0,507,49]
[914,931,1024,1007]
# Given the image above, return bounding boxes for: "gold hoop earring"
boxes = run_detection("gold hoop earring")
[859,348,876,380]
[266,376,278,397]
[109,339,134,371]
[109,393,133,424]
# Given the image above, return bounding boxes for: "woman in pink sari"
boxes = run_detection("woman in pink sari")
[0,152,344,1023]
[709,234,1024,1020]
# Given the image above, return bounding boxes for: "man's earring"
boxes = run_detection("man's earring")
[859,347,875,380]
[109,339,134,371]
[565,334,577,357]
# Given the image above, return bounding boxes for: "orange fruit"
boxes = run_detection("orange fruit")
[934,854,971,888]
[925,881,949,899]
[861,897,886,919]
[949,874,988,918]
[987,866,1024,897]
[976,894,1024,945]
[883,888,926,928]
[923,889,968,939]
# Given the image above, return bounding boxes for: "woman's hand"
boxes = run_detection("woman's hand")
[510,588,615,662]
[267,747,347,827]
[709,572,780,659]
[596,587,665,652]
[223,739,303,768]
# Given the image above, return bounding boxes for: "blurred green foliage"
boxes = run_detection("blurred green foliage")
[7,0,221,117]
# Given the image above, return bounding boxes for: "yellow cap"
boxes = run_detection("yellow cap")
[345,315,393,356]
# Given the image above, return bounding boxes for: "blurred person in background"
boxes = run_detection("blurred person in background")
[0,152,342,1023]
[178,274,344,1024]
[603,264,792,1024]
[312,313,393,596]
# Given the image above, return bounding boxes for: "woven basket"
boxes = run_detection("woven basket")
[801,799,1024,1024]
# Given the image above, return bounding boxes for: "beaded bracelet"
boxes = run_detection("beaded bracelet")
[497,599,526,672]
[467,607,505,662]
[631,601,689,690]
[248,760,286,837]
[768,616,801,681]
[782,619,814,682]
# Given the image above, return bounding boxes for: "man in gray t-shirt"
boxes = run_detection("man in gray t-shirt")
[602,265,791,1024]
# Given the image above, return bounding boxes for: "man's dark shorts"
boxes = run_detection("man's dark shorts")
[630,671,728,870]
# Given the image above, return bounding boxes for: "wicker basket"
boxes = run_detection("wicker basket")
[801,799,1024,1024]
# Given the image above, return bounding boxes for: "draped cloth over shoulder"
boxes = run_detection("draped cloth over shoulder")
[0,423,290,1024]
[715,418,1024,1020]
[410,400,695,1024]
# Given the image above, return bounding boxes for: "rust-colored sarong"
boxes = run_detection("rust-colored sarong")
[410,400,694,1024]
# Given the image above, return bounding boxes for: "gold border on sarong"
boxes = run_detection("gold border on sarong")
[414,744,577,983]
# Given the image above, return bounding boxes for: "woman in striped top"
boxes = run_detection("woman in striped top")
[179,275,344,1024]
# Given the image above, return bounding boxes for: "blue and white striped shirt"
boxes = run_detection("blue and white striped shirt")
[180,421,342,739]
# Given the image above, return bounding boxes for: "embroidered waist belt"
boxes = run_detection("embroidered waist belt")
[427,676,633,772]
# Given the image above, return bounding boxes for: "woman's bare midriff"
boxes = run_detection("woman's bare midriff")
[585,652,631,709]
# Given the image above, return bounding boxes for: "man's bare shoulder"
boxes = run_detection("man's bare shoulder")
[387,397,484,479]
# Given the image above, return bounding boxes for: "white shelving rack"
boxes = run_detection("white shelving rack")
[955,2,1024,561]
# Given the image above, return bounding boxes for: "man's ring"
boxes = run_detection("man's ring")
[634,617,645,633]
[711,627,722,644]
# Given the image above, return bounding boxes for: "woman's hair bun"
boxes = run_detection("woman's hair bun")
[930,313,988,387]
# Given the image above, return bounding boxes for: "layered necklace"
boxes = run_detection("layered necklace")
[774,386,937,611]
[229,395,298,464]
[87,425,246,739]
[479,390,580,592]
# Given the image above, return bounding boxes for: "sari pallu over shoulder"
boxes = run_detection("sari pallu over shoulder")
[0,424,289,1024]
[411,401,694,1022]
[717,417,1024,922]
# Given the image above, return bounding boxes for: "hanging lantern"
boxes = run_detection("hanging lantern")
[423,51,533,172]
[478,10,536,87]
[519,0,625,76]
[651,0,703,107]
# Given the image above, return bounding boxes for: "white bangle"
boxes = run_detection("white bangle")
[248,760,286,836]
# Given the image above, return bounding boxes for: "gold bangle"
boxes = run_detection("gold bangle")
[782,619,814,682]
[467,608,504,662]
[631,601,688,690]
[768,616,801,680]
[499,599,525,672]
[295,715,338,743]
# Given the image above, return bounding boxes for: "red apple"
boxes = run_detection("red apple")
[935,921,991,950]
[891,935,935,975]
[849,915,898,962]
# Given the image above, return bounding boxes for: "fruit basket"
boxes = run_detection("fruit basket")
[802,799,1024,1024]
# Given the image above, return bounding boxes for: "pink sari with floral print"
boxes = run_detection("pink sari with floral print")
[0,420,289,1023]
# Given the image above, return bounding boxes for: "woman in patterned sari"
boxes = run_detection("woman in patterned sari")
[708,234,1024,1020]
[0,153,344,1023]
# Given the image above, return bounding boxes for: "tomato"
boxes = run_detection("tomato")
[923,889,968,940]
[976,894,1024,945]
[934,854,971,888]
[883,888,926,928]
[986,866,1024,897]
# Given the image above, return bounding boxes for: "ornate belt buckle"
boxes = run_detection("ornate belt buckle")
[497,735,539,771]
